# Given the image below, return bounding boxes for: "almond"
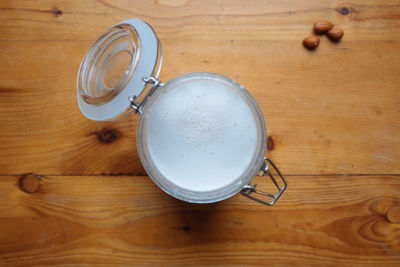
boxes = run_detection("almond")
[303,35,320,50]
[327,28,344,42]
[314,20,334,33]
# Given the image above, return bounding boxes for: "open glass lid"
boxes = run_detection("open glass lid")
[77,18,162,121]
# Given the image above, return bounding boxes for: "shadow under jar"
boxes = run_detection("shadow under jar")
[77,18,286,206]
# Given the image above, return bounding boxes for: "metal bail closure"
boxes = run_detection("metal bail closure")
[241,158,287,206]
[129,76,164,114]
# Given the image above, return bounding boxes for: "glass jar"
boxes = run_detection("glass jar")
[77,18,286,206]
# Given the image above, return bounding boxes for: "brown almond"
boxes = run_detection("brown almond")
[327,28,344,42]
[303,35,320,50]
[314,20,334,33]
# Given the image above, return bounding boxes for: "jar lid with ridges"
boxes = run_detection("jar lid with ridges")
[77,18,162,121]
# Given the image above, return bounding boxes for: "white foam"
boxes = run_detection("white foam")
[145,78,258,192]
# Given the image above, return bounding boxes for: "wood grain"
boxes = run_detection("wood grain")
[0,174,399,266]
[1,0,400,266]
[0,0,399,175]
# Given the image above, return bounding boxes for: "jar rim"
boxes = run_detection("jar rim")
[137,72,267,203]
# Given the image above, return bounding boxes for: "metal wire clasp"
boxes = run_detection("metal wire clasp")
[241,158,287,206]
[129,76,164,114]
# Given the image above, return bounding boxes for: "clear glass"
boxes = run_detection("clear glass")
[137,72,267,203]
[77,24,141,105]
[76,19,268,204]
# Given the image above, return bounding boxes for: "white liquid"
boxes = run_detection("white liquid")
[145,78,258,192]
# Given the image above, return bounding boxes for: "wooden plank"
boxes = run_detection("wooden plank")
[0,0,399,175]
[0,174,399,266]
[1,1,399,266]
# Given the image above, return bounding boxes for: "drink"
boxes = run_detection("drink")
[142,75,259,192]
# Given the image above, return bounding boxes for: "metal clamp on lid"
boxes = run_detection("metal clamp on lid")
[129,76,164,114]
[241,158,287,206]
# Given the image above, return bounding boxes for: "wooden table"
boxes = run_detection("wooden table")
[1,0,399,266]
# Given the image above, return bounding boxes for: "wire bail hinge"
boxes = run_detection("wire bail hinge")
[129,76,164,114]
[241,157,287,206]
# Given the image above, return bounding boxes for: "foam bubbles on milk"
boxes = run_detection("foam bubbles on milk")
[177,99,224,147]
[146,78,258,192]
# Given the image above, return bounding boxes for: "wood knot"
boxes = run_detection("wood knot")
[385,206,400,224]
[50,8,63,17]
[337,7,350,16]
[94,128,117,144]
[267,135,275,151]
[182,225,192,232]
[19,174,41,193]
